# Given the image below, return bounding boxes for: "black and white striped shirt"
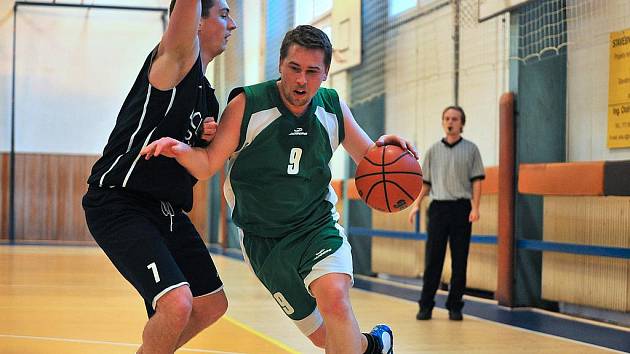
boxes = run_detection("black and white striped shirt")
[422,137,485,201]
[87,47,219,211]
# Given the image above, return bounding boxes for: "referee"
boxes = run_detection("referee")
[408,105,485,321]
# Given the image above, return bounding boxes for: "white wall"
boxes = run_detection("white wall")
[567,0,630,161]
[384,5,507,167]
[0,1,15,152]
[385,6,454,160]
[242,0,262,85]
[458,14,509,167]
[0,0,168,155]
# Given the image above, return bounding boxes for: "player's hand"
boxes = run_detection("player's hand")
[469,208,480,222]
[408,204,420,225]
[141,137,191,160]
[199,117,218,142]
[375,135,419,159]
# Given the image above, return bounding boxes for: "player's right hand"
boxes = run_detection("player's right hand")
[408,205,419,225]
[141,137,191,160]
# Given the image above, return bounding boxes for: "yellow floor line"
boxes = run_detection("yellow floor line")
[222,316,301,354]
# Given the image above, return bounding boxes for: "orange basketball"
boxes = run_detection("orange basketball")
[354,145,422,213]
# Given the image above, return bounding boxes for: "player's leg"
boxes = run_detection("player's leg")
[307,324,327,348]
[241,225,393,353]
[304,228,393,354]
[173,290,227,348]
[418,201,450,319]
[240,231,327,347]
[168,213,228,348]
[309,273,363,353]
[445,200,472,320]
[138,285,193,354]
[83,189,193,354]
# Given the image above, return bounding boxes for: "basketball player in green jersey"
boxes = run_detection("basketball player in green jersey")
[142,25,417,354]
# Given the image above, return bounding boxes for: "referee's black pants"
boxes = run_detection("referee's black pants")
[419,199,472,311]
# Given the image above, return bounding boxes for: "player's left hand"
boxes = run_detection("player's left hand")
[375,135,419,159]
[141,137,191,160]
[199,117,218,142]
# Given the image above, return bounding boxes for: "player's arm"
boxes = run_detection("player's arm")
[141,93,245,180]
[340,99,418,164]
[149,0,200,89]
[340,99,373,164]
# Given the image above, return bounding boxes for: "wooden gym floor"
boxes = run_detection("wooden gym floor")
[0,245,625,353]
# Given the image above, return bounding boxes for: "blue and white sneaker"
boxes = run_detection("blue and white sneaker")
[370,324,393,354]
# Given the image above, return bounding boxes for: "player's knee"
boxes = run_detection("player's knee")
[307,325,326,348]
[156,286,193,327]
[192,291,228,327]
[212,292,228,319]
[315,284,351,320]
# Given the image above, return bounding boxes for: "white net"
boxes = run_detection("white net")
[503,0,627,63]
[567,0,619,49]
[511,0,568,62]
[373,0,507,164]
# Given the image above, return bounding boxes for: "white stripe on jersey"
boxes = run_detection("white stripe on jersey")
[224,107,283,211]
[314,105,342,218]
[99,85,177,188]
[98,84,153,187]
[98,155,122,187]
[164,87,176,116]
[242,107,282,150]
[314,106,340,153]
[122,127,156,187]
[127,85,152,152]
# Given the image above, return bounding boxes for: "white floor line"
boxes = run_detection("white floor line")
[0,334,245,354]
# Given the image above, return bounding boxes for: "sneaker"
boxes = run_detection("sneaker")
[370,324,393,354]
[448,309,463,321]
[416,307,432,320]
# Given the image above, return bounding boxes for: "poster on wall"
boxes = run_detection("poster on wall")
[608,29,630,148]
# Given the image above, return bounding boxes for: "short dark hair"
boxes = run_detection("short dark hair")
[169,0,214,18]
[442,105,466,126]
[280,25,332,70]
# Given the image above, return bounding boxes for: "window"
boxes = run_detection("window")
[389,0,417,16]
[295,0,333,25]
[389,0,437,17]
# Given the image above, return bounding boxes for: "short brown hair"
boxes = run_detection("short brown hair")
[280,25,332,70]
[442,105,466,126]
[169,0,214,18]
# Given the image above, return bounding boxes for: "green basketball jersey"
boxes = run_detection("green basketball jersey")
[224,80,345,238]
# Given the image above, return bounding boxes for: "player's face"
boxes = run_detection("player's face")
[198,0,237,58]
[277,44,329,115]
[442,108,464,136]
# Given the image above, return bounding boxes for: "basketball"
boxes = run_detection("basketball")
[354,145,423,213]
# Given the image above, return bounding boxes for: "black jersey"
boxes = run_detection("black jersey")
[87,47,218,211]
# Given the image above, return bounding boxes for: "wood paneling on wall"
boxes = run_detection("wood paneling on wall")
[372,194,499,293]
[542,196,630,312]
[12,154,96,243]
[0,153,210,244]
[372,199,428,278]
[1,154,9,238]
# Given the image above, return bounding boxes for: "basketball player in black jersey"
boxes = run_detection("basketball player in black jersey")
[82,1,236,353]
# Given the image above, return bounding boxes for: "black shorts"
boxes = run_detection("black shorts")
[82,186,223,317]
